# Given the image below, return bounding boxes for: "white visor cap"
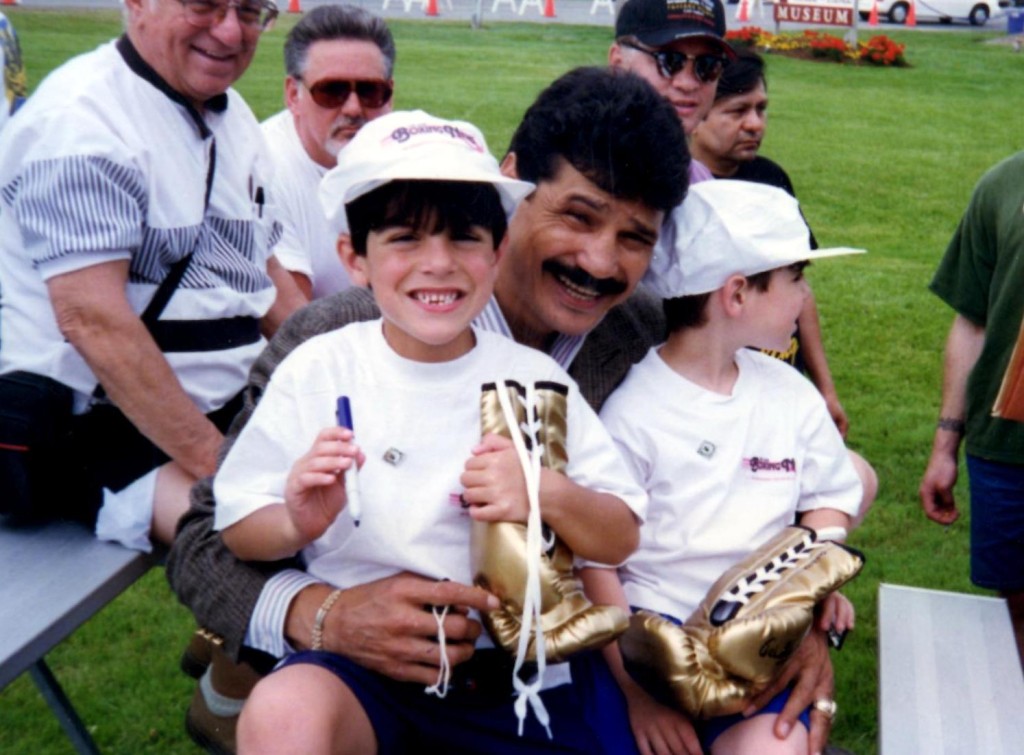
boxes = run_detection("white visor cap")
[645,179,864,298]
[319,109,535,236]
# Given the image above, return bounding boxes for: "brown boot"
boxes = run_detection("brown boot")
[185,642,262,755]
[180,627,218,679]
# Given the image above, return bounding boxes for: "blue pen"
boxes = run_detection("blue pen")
[335,396,361,526]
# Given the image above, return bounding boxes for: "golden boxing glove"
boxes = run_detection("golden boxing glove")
[470,380,629,663]
[620,525,864,719]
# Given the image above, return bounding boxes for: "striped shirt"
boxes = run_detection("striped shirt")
[0,36,278,414]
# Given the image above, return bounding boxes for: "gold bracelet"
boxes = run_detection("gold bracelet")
[311,588,343,651]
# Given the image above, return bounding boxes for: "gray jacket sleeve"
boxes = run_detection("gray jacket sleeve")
[165,288,380,660]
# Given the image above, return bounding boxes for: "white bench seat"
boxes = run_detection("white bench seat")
[0,520,155,753]
[878,583,1024,754]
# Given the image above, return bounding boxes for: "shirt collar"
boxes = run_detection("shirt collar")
[473,297,586,371]
[116,34,228,140]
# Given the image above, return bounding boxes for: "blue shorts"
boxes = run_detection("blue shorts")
[699,687,810,749]
[967,455,1024,592]
[277,649,638,755]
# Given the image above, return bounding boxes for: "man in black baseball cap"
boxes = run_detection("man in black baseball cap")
[610,0,735,182]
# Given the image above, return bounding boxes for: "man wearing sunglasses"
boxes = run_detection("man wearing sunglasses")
[262,5,395,301]
[609,0,734,184]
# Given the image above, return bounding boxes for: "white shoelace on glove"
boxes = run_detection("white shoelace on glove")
[496,381,552,739]
[424,603,452,699]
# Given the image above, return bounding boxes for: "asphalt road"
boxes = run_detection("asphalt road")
[19,0,1015,33]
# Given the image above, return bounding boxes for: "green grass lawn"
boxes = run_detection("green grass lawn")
[1,9,1022,753]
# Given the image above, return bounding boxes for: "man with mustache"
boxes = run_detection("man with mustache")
[262,5,395,301]
[168,66,688,753]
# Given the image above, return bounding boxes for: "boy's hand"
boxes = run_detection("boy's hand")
[459,433,530,522]
[624,683,703,755]
[817,591,855,636]
[284,426,362,543]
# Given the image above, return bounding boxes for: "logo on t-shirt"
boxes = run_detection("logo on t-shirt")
[743,456,797,480]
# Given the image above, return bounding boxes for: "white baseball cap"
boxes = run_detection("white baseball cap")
[319,110,535,235]
[644,180,865,298]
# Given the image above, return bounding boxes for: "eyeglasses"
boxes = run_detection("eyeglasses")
[621,41,727,85]
[176,0,279,31]
[301,79,394,109]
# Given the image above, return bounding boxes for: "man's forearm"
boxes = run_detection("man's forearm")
[938,315,985,417]
[931,314,985,453]
[48,261,223,478]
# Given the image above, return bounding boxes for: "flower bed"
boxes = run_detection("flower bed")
[726,26,909,66]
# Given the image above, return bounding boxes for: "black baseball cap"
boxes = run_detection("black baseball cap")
[616,0,731,54]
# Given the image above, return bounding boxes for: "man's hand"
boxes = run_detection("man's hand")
[744,628,834,755]
[286,574,499,686]
[919,449,960,525]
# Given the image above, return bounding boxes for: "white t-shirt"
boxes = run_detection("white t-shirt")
[215,321,646,591]
[261,110,352,298]
[599,347,861,621]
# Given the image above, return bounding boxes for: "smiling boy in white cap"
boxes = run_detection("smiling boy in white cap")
[584,180,865,755]
[210,110,647,754]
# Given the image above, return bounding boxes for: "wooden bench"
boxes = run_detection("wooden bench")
[878,583,1024,754]
[0,519,156,754]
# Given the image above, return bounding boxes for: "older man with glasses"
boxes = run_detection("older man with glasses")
[0,0,301,545]
[261,5,396,301]
[609,0,733,184]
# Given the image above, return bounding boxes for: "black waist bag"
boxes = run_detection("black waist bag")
[0,371,74,522]
[0,371,244,524]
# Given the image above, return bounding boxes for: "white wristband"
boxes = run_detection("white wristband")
[815,526,848,542]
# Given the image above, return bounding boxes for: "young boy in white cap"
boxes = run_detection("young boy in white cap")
[584,180,865,754]
[212,110,646,754]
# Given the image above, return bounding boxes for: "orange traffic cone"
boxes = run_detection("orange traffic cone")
[543,0,555,17]
[287,0,300,13]
[906,0,917,24]
[868,0,879,25]
[736,0,749,22]
[425,0,438,15]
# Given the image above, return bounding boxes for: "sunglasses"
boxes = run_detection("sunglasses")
[621,41,727,84]
[302,78,394,109]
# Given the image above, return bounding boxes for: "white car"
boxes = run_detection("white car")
[857,0,1009,24]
